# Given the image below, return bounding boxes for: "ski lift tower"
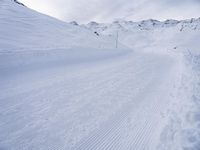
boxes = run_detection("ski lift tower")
[116,31,119,49]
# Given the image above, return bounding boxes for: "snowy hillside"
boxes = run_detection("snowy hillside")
[0,0,129,78]
[0,0,128,51]
[1,1,200,150]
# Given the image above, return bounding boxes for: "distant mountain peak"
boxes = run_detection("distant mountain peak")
[69,21,79,26]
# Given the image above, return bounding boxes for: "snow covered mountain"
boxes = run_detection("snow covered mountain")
[0,1,200,150]
[86,18,200,33]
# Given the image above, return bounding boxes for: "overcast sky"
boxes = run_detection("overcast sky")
[20,0,200,23]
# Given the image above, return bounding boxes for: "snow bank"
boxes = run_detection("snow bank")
[157,40,200,150]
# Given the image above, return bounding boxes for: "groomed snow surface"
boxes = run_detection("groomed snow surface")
[0,1,200,150]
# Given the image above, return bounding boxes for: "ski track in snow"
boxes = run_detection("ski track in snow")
[0,50,181,150]
[72,53,180,150]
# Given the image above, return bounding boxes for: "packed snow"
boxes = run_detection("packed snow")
[0,1,200,150]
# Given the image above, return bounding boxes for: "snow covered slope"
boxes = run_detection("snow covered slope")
[84,19,200,150]
[0,0,126,51]
[0,0,129,77]
[1,1,200,150]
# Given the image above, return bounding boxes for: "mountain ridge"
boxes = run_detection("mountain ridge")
[83,17,200,34]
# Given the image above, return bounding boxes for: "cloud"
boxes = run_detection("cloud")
[20,0,200,23]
